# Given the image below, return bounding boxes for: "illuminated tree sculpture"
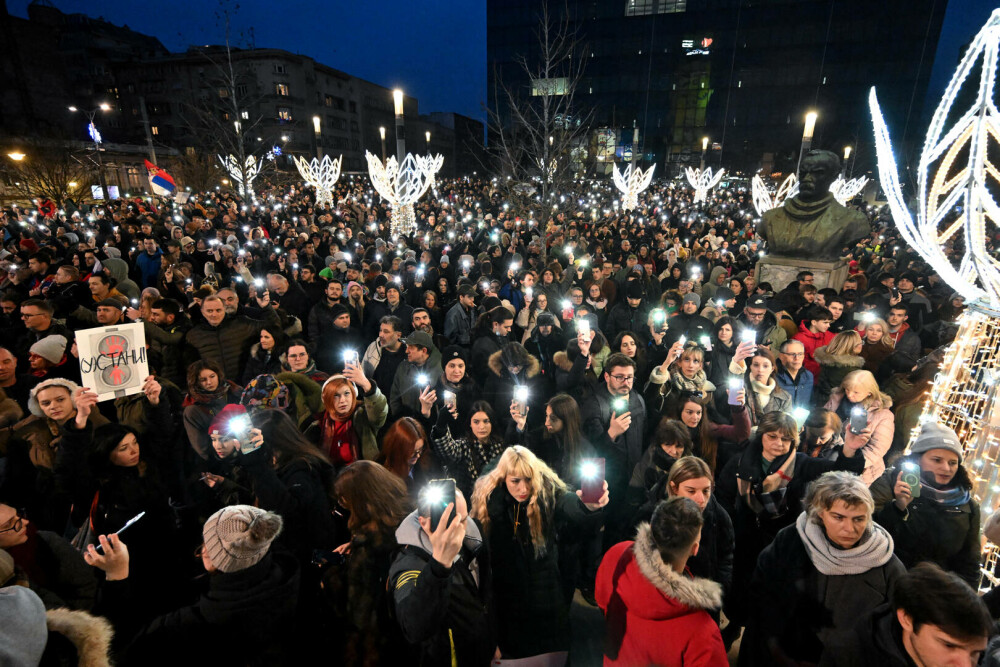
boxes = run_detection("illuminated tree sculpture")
[612,163,655,211]
[751,173,870,216]
[870,8,1000,587]
[293,155,342,208]
[684,167,724,203]
[366,151,443,236]
[217,154,261,199]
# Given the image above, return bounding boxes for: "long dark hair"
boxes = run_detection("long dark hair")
[675,395,721,472]
[253,409,331,471]
[474,306,512,336]
[334,460,413,535]
[466,400,498,442]
[186,359,227,397]
[546,394,585,469]
[89,423,148,481]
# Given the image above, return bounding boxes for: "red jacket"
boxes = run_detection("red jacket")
[792,321,834,378]
[596,524,728,667]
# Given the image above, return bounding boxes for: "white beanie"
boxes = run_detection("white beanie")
[29,334,67,365]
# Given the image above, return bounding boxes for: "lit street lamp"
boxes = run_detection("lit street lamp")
[797,111,818,175]
[312,115,322,160]
[393,89,406,162]
[425,130,431,153]
[701,136,709,170]
[6,152,24,162]
[379,126,386,165]
[69,103,112,201]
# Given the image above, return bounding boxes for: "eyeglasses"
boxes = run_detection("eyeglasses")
[782,352,805,358]
[194,543,205,559]
[412,446,424,458]
[0,511,24,534]
[744,310,766,319]
[609,374,635,384]
[20,312,43,319]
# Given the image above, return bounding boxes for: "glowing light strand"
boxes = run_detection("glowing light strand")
[217,154,261,200]
[751,173,869,216]
[869,9,1000,305]
[612,163,656,211]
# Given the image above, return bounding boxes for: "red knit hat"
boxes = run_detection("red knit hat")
[209,404,249,437]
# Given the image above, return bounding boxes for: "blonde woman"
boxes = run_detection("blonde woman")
[471,445,607,663]
[824,369,895,484]
[858,316,895,376]
[814,330,865,406]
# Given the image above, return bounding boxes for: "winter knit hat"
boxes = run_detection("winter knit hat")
[682,293,702,309]
[0,586,47,665]
[909,421,963,462]
[441,345,469,369]
[28,378,80,417]
[202,505,283,573]
[30,335,67,364]
[208,404,249,438]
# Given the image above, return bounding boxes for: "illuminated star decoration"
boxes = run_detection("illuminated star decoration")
[217,154,261,200]
[365,151,443,236]
[293,155,342,208]
[612,163,656,211]
[870,8,1000,586]
[751,173,870,216]
[684,167,725,203]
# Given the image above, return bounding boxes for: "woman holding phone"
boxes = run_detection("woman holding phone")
[868,421,980,587]
[823,369,895,484]
[430,400,505,498]
[471,446,608,662]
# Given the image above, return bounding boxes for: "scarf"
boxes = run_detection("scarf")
[749,377,776,409]
[670,368,707,394]
[783,193,836,223]
[795,512,895,576]
[738,452,796,516]
[319,412,359,466]
[919,473,972,507]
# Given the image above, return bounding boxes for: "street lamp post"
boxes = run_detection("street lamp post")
[69,103,111,201]
[797,111,818,175]
[379,126,387,164]
[393,89,406,163]
[425,130,431,153]
[843,145,852,177]
[312,115,322,160]
[700,136,709,170]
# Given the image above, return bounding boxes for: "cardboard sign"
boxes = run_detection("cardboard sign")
[75,323,149,402]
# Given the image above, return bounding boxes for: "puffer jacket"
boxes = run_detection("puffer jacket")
[824,388,894,484]
[814,346,865,407]
[184,307,280,382]
[596,523,727,667]
[792,321,835,378]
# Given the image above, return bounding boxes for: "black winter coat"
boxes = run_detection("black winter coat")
[185,309,280,383]
[869,461,981,587]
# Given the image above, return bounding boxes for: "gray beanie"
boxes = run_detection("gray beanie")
[203,505,283,573]
[0,586,48,665]
[682,293,702,309]
[29,335,68,365]
[104,247,122,259]
[909,421,963,462]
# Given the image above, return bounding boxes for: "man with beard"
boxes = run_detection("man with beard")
[362,316,407,400]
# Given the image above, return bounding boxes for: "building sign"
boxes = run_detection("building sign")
[683,36,712,56]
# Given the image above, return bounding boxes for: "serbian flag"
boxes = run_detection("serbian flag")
[144,159,176,197]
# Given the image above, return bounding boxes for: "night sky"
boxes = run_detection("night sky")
[6,0,996,128]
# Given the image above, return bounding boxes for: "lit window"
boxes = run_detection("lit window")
[151,126,159,136]
[278,108,292,121]
[531,78,569,96]
[275,83,289,96]
[241,110,249,119]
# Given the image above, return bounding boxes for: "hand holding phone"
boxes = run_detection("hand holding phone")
[426,479,457,531]
[579,458,606,504]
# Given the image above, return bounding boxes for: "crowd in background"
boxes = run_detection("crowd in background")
[0,171,996,666]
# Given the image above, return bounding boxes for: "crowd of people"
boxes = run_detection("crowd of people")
[0,170,997,666]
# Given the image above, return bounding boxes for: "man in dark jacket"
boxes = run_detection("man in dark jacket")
[664,293,714,346]
[185,293,280,382]
[885,305,921,375]
[383,284,414,335]
[818,564,991,667]
[582,353,646,547]
[604,279,648,341]
[444,284,477,346]
[136,298,192,388]
[389,489,496,667]
[267,273,311,324]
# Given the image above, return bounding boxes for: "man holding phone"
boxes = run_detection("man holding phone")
[583,353,646,547]
[389,485,497,666]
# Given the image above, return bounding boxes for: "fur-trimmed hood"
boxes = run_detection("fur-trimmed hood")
[487,348,541,378]
[553,350,573,372]
[618,522,723,619]
[814,346,865,368]
[46,607,114,667]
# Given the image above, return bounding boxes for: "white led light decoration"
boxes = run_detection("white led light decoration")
[684,167,724,203]
[366,151,443,236]
[293,155,342,208]
[871,9,1000,589]
[537,158,557,183]
[751,173,869,215]
[218,154,261,199]
[870,9,1000,306]
[612,163,656,211]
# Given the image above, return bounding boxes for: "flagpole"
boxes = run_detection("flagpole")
[139,96,157,164]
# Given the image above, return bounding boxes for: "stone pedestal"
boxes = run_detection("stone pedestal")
[755,255,848,291]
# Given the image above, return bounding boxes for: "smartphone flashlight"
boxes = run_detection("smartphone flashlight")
[416,373,429,387]
[514,386,529,403]
[580,460,599,479]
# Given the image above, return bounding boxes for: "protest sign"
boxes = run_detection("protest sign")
[75,322,149,401]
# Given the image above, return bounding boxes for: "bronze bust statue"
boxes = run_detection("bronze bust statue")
[758,150,869,261]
